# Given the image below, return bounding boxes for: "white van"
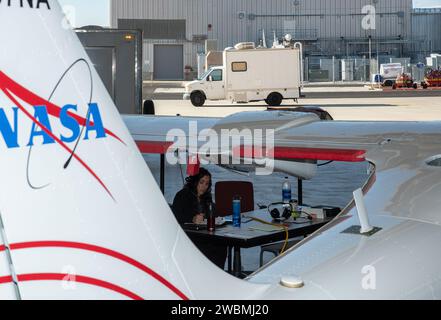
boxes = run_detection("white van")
[380,63,403,86]
[184,44,302,107]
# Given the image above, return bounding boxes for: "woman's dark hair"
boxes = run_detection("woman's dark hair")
[185,168,212,195]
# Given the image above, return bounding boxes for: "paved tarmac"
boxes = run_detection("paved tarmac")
[142,81,441,121]
[143,81,441,101]
[147,96,440,121]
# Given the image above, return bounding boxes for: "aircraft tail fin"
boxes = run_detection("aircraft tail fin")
[0,1,266,300]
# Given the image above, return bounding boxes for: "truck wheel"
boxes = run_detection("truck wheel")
[413,83,418,90]
[190,92,206,107]
[266,93,283,107]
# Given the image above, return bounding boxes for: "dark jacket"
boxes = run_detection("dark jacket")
[172,187,226,269]
[172,187,213,224]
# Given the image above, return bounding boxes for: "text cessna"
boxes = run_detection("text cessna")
[0,0,51,9]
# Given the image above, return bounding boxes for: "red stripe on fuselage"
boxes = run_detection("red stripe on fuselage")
[135,140,173,154]
[235,145,366,162]
[0,241,189,300]
[0,273,142,300]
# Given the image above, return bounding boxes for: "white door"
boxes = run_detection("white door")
[206,69,225,100]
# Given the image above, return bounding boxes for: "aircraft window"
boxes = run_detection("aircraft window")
[426,155,441,167]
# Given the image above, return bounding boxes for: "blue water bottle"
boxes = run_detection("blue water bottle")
[282,177,292,204]
[232,196,241,227]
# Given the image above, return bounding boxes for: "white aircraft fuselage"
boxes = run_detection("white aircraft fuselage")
[1,1,441,300]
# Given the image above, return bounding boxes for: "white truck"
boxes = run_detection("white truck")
[379,63,403,87]
[184,43,302,107]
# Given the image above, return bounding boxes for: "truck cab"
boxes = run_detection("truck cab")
[184,66,226,106]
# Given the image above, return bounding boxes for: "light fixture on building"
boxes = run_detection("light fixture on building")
[124,34,134,41]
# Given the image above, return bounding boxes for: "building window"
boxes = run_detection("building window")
[232,62,247,72]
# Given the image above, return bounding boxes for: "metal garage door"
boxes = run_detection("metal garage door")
[154,45,183,80]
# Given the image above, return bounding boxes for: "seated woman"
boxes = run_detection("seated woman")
[172,168,227,270]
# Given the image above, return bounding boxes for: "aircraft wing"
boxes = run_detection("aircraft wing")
[123,114,220,143]
[125,112,441,299]
[246,120,441,299]
[123,111,325,179]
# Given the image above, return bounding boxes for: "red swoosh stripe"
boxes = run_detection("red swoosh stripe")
[0,71,125,145]
[0,241,188,300]
[234,145,366,162]
[0,87,114,200]
[0,273,142,300]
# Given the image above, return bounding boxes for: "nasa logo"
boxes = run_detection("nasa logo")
[0,0,51,9]
[0,70,124,150]
[0,70,125,199]
[0,103,106,149]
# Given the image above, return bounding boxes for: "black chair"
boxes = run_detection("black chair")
[215,181,254,276]
[214,181,254,217]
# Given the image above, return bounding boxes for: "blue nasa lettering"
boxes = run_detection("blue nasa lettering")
[0,103,106,148]
[28,105,55,146]
[84,103,106,140]
[60,104,80,143]
[0,107,19,148]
